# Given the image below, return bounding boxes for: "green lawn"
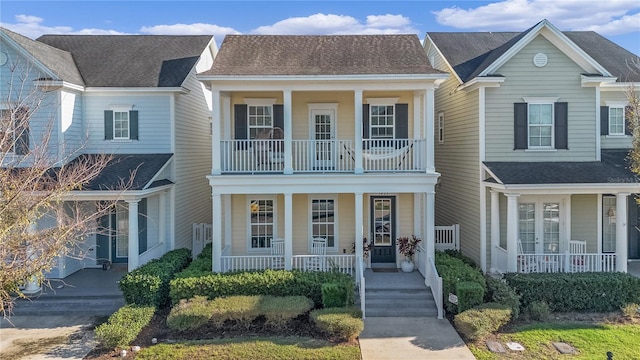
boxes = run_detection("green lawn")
[136,336,361,360]
[470,322,640,360]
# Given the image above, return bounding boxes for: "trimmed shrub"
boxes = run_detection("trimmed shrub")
[260,296,314,327]
[322,282,351,308]
[119,248,191,308]
[176,243,212,278]
[210,295,262,328]
[95,305,155,349]
[504,272,640,312]
[170,269,354,307]
[166,296,211,331]
[485,275,521,320]
[456,281,485,313]
[525,300,550,321]
[435,251,486,314]
[454,303,511,341]
[443,249,479,269]
[310,307,363,341]
[621,303,640,319]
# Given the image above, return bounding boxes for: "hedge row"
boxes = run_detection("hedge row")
[310,307,364,341]
[454,303,512,341]
[95,305,155,349]
[169,269,354,307]
[504,272,640,312]
[119,248,191,308]
[435,251,486,314]
[176,243,212,278]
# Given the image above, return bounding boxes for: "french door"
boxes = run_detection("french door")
[311,109,335,168]
[518,197,563,254]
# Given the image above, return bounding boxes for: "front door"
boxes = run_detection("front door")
[628,196,640,259]
[97,207,129,264]
[311,109,335,168]
[371,196,396,263]
[518,198,562,254]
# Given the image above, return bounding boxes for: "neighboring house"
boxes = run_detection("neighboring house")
[425,19,640,274]
[0,28,216,278]
[198,35,448,274]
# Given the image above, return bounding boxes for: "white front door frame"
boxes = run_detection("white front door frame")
[308,103,338,169]
[518,195,569,254]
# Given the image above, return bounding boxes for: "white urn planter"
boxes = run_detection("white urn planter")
[401,260,415,272]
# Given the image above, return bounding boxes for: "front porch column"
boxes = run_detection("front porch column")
[425,88,435,173]
[354,192,364,260]
[354,90,363,174]
[212,89,221,175]
[212,193,222,272]
[158,191,167,249]
[23,222,42,294]
[506,193,520,272]
[126,199,140,272]
[283,90,293,175]
[616,192,629,272]
[425,191,435,267]
[490,191,500,272]
[284,193,293,270]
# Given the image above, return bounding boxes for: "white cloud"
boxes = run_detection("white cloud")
[252,13,417,35]
[140,23,241,40]
[433,0,640,35]
[1,14,127,39]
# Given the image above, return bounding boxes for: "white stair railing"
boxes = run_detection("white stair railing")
[356,255,365,319]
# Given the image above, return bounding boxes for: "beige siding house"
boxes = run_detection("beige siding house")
[426,19,640,274]
[198,35,448,278]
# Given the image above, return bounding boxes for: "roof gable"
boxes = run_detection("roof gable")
[37,35,213,87]
[203,34,445,76]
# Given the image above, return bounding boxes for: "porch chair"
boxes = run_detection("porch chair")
[270,238,285,270]
[569,240,587,272]
[517,239,538,273]
[306,238,327,271]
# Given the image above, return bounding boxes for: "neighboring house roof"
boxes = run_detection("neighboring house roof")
[36,35,212,87]
[1,27,85,85]
[67,154,173,190]
[203,34,445,76]
[483,150,636,185]
[428,25,639,83]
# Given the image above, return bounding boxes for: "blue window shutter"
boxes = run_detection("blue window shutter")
[234,104,248,150]
[138,198,147,254]
[104,110,113,140]
[554,102,568,150]
[600,106,609,135]
[129,110,139,140]
[514,103,528,150]
[273,104,284,130]
[362,104,370,139]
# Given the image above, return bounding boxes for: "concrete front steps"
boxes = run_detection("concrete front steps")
[11,293,125,316]
[358,269,439,317]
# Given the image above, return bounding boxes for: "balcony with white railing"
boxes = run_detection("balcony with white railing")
[219,138,426,174]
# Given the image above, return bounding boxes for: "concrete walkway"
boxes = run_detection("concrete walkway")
[359,317,476,360]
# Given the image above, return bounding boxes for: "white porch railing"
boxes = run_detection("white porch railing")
[192,223,212,258]
[292,255,356,275]
[220,255,284,272]
[435,224,460,251]
[355,255,365,319]
[219,139,426,173]
[416,244,444,319]
[516,252,617,273]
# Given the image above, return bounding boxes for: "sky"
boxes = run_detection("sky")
[1,0,639,55]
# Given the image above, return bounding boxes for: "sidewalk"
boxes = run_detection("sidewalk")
[359,317,476,360]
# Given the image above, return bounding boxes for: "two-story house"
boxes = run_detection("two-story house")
[1,28,216,279]
[425,19,640,274]
[198,35,448,275]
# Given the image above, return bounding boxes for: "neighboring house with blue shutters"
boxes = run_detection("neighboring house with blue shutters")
[0,28,216,278]
[425,19,640,275]
[198,35,449,274]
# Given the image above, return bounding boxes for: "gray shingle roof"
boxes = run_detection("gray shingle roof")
[484,150,636,185]
[36,35,212,87]
[67,154,173,190]
[203,34,445,76]
[428,27,639,83]
[1,27,85,85]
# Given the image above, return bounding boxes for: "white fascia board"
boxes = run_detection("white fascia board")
[198,73,449,82]
[198,81,446,92]
[62,183,174,201]
[458,77,505,91]
[33,80,84,93]
[482,164,504,185]
[0,31,60,81]
[84,87,189,94]
[480,20,610,78]
[581,75,617,87]
[423,34,464,84]
[207,173,440,195]
[484,181,638,194]
[600,82,640,91]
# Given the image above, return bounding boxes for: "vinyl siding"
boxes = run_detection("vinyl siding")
[60,89,83,160]
[82,94,171,154]
[571,194,598,253]
[600,91,634,149]
[425,40,450,73]
[173,65,213,249]
[433,73,482,264]
[485,35,597,161]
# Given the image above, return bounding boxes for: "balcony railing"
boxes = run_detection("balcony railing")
[219,139,426,173]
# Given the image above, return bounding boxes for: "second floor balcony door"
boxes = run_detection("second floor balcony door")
[311,109,335,169]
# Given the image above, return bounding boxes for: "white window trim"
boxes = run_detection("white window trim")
[438,111,444,144]
[369,104,395,140]
[110,105,133,141]
[247,195,277,253]
[526,102,555,149]
[608,106,626,136]
[308,195,338,252]
[244,98,277,106]
[307,103,338,110]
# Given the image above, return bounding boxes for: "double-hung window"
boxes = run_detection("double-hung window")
[528,103,553,148]
[104,107,138,141]
[608,107,625,135]
[370,105,394,139]
[249,197,275,250]
[248,105,273,139]
[310,198,336,249]
[113,111,130,140]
